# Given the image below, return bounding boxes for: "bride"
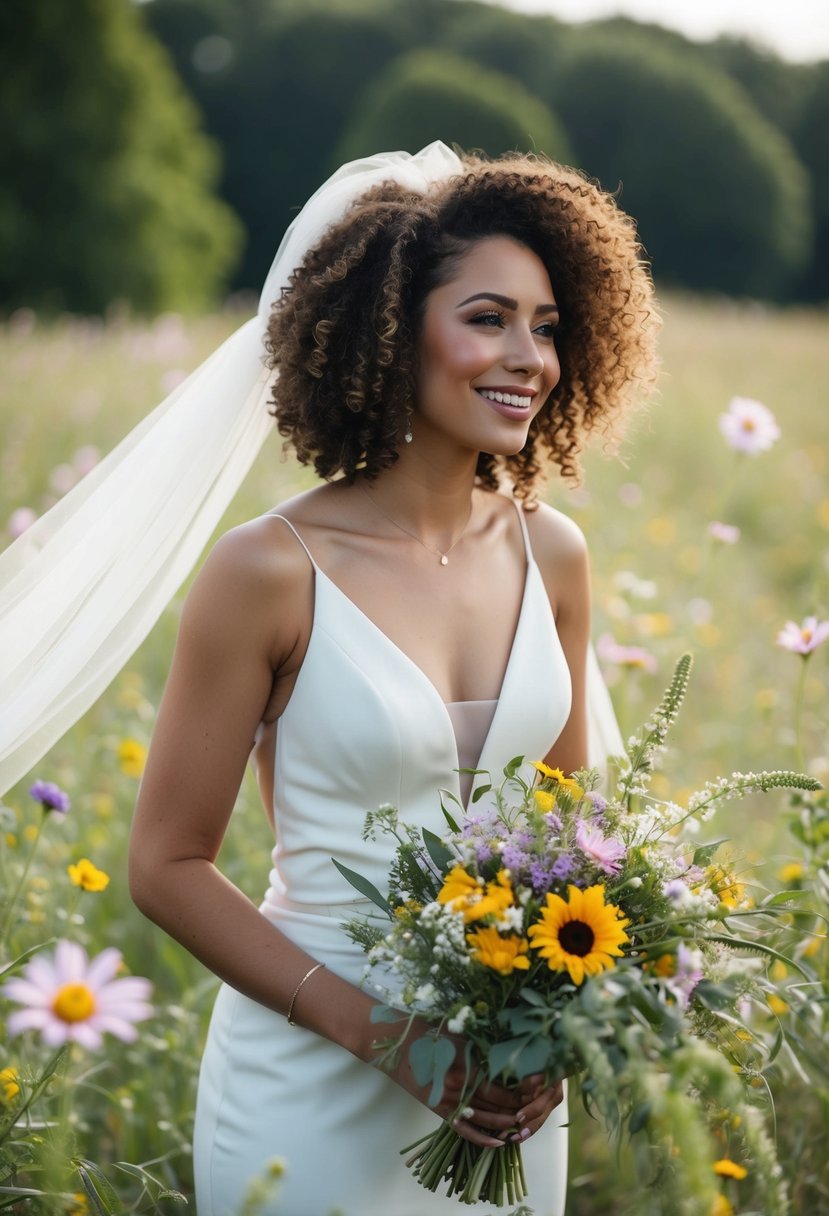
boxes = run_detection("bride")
[0,144,658,1215]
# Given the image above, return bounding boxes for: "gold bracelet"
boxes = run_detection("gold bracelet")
[286,962,326,1026]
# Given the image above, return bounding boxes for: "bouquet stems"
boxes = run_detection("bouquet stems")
[402,1120,528,1205]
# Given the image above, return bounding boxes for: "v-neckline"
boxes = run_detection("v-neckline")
[312,560,536,807]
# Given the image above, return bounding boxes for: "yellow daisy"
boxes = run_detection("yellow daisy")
[713,1158,748,1181]
[117,738,147,779]
[67,858,110,893]
[528,884,630,985]
[437,866,515,924]
[467,926,530,975]
[532,761,564,781]
[0,1067,20,1102]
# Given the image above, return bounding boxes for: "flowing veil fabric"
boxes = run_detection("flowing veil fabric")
[0,141,622,796]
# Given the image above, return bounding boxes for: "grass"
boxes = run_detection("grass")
[0,294,827,1214]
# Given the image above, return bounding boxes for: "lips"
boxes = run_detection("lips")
[476,388,534,420]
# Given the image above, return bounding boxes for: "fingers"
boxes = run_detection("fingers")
[508,1079,565,1142]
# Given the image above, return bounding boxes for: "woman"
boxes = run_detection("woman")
[125,148,658,1216]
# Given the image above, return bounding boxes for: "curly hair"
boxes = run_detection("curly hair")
[264,152,659,497]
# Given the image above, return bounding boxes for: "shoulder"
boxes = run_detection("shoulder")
[181,505,318,667]
[522,501,588,569]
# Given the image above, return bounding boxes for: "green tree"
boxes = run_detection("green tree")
[145,0,407,289]
[337,48,570,166]
[0,0,240,315]
[546,32,811,298]
[442,4,568,99]
[789,62,829,301]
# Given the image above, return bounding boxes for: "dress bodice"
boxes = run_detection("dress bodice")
[261,502,572,914]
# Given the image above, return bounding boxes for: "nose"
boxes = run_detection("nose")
[505,326,546,377]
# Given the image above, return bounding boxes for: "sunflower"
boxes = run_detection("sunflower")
[467,927,530,975]
[528,884,630,985]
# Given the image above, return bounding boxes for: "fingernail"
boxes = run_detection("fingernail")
[520,1126,531,1141]
[516,1111,526,1125]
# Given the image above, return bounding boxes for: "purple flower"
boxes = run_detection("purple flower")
[708,521,740,545]
[596,633,657,674]
[667,944,704,1009]
[575,822,626,876]
[543,811,563,836]
[28,780,70,815]
[475,843,494,866]
[529,860,555,893]
[550,854,575,881]
[586,791,608,817]
[501,843,529,873]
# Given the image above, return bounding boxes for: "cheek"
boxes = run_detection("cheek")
[424,328,492,384]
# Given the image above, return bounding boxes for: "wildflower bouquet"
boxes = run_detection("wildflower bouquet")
[335,655,821,1213]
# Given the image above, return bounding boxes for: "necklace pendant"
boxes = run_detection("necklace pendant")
[440,554,449,566]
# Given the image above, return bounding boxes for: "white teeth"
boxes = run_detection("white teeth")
[479,389,531,408]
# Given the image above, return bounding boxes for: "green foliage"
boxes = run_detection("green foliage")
[337,47,570,165]
[0,0,241,315]
[546,31,812,298]
[145,0,407,289]
[789,63,829,301]
[441,3,567,100]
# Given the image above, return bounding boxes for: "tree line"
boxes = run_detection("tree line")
[3,0,827,313]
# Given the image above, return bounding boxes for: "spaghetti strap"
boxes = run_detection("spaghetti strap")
[511,498,533,561]
[268,513,318,569]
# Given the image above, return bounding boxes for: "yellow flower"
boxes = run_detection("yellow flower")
[394,899,422,920]
[23,824,39,843]
[438,866,515,924]
[769,960,787,982]
[710,1196,733,1216]
[0,1067,20,1101]
[528,884,630,985]
[532,761,563,781]
[117,738,147,778]
[777,861,803,884]
[5,832,18,848]
[713,1158,748,1181]
[558,776,584,800]
[652,953,676,978]
[533,789,556,813]
[65,1194,90,1216]
[802,935,823,959]
[705,864,745,909]
[467,926,530,975]
[767,993,788,1017]
[67,858,110,893]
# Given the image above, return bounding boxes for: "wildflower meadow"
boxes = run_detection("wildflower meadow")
[1,296,827,1214]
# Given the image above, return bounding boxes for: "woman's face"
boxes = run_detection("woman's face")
[414,236,561,457]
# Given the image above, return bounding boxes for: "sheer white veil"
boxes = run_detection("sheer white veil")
[0,141,621,796]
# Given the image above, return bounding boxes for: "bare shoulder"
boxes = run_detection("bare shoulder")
[522,501,588,572]
[182,508,316,667]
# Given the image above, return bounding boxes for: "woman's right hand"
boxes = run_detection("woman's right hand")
[383,1022,563,1149]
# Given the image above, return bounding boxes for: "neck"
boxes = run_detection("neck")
[365,446,479,539]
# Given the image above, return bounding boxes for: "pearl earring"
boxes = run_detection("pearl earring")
[404,420,413,444]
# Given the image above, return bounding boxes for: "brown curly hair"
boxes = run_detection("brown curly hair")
[264,152,659,497]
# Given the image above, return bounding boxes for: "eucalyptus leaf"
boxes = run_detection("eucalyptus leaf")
[471,783,493,803]
[331,859,391,916]
[422,827,454,873]
[409,1034,456,1107]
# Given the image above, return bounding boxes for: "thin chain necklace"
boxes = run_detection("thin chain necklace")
[359,482,473,566]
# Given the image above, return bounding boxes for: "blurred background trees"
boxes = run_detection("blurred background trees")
[3,0,827,312]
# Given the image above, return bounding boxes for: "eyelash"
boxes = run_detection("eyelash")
[468,309,559,338]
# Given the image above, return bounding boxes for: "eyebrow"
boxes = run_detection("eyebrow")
[456,292,560,316]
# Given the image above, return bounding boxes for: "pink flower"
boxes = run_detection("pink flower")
[776,616,829,656]
[718,396,780,455]
[708,521,740,545]
[3,940,153,1049]
[7,506,37,539]
[597,633,657,673]
[575,822,626,875]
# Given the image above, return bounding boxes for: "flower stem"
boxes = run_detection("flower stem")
[792,655,809,774]
[0,810,44,951]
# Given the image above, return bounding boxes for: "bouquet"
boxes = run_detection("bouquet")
[335,655,821,1213]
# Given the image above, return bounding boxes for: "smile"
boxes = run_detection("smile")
[477,389,533,409]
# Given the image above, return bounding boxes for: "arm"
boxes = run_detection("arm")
[128,519,538,1145]
[528,504,591,775]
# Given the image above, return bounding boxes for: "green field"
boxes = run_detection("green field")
[1,296,827,1213]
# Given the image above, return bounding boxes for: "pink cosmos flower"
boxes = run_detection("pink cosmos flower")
[597,633,658,674]
[718,396,780,455]
[708,521,740,545]
[7,506,37,539]
[776,616,829,656]
[575,822,626,875]
[3,940,153,1049]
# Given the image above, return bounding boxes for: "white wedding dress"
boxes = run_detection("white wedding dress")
[193,503,571,1216]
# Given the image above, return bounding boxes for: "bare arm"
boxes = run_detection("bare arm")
[528,505,591,776]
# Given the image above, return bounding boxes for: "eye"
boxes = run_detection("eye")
[534,320,560,340]
[467,309,506,328]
